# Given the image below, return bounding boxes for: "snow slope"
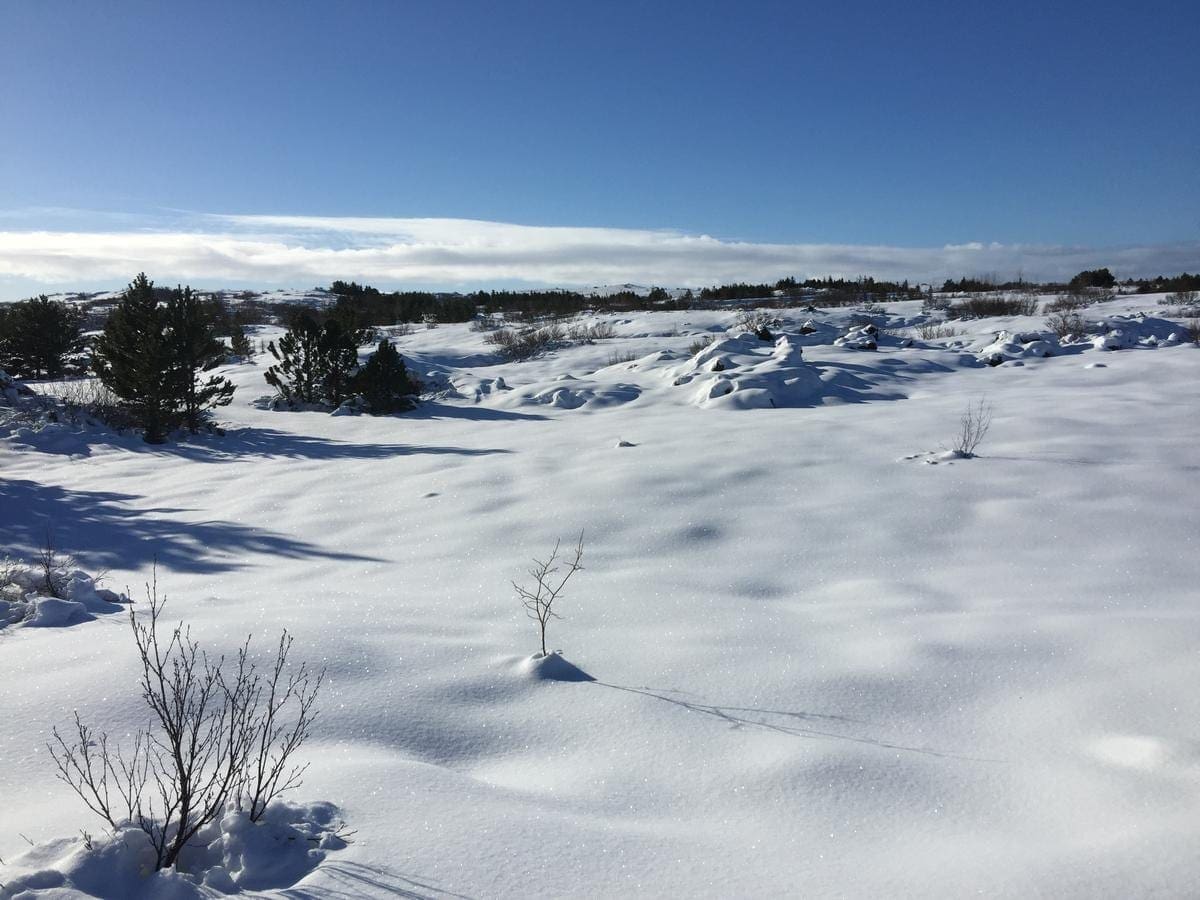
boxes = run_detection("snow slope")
[1,295,1198,897]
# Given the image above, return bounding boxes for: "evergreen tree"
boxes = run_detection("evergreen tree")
[229,322,253,358]
[0,295,85,378]
[264,314,325,406]
[0,305,13,371]
[1068,267,1116,290]
[318,318,363,406]
[93,274,181,444]
[264,314,367,408]
[167,286,235,432]
[352,339,418,413]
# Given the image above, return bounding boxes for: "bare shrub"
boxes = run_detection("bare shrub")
[36,528,75,599]
[1045,310,1085,339]
[733,310,776,332]
[392,322,414,336]
[53,378,139,430]
[1043,295,1088,314]
[484,328,516,347]
[1185,318,1200,344]
[916,322,960,340]
[513,533,585,657]
[688,335,714,355]
[49,576,324,871]
[1161,290,1198,308]
[922,294,951,314]
[606,350,637,366]
[952,399,993,457]
[949,295,1038,318]
[566,321,616,342]
[486,324,567,360]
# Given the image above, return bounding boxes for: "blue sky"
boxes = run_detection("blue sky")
[0,0,1197,295]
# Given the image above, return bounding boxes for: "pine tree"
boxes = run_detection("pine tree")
[229,322,253,358]
[0,295,85,378]
[167,286,235,432]
[352,339,418,413]
[318,318,362,406]
[0,306,11,369]
[94,274,181,444]
[264,314,325,406]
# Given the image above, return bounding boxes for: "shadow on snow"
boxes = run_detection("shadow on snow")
[279,860,476,900]
[0,478,382,574]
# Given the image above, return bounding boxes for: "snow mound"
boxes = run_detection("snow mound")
[0,799,348,898]
[518,652,595,682]
[443,374,512,402]
[976,331,1061,365]
[493,378,641,410]
[834,323,878,350]
[666,332,827,408]
[0,564,127,630]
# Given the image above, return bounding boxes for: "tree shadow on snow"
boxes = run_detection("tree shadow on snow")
[182,427,514,462]
[11,424,512,462]
[0,478,382,573]
[590,681,998,762]
[404,402,549,423]
[280,860,476,900]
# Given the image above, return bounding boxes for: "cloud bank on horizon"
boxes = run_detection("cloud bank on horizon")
[0,211,1196,296]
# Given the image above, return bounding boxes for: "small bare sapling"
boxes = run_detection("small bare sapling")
[953,398,993,457]
[514,532,585,657]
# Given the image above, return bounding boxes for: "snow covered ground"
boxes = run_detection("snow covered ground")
[1,295,1198,897]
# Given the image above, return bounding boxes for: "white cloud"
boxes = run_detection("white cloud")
[0,212,1195,297]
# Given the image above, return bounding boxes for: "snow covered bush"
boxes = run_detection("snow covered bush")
[0,799,350,897]
[733,310,777,338]
[49,581,325,872]
[834,323,878,350]
[0,553,126,629]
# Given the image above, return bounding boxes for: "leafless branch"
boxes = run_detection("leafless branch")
[49,567,325,870]
[513,532,585,656]
[953,398,993,457]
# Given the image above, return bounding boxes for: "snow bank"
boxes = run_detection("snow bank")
[0,800,348,898]
[975,331,1062,365]
[834,323,879,350]
[667,331,831,408]
[0,563,126,629]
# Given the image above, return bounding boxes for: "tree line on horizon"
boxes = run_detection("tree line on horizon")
[3,265,1197,439]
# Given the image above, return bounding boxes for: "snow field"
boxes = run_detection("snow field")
[1,294,1197,897]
